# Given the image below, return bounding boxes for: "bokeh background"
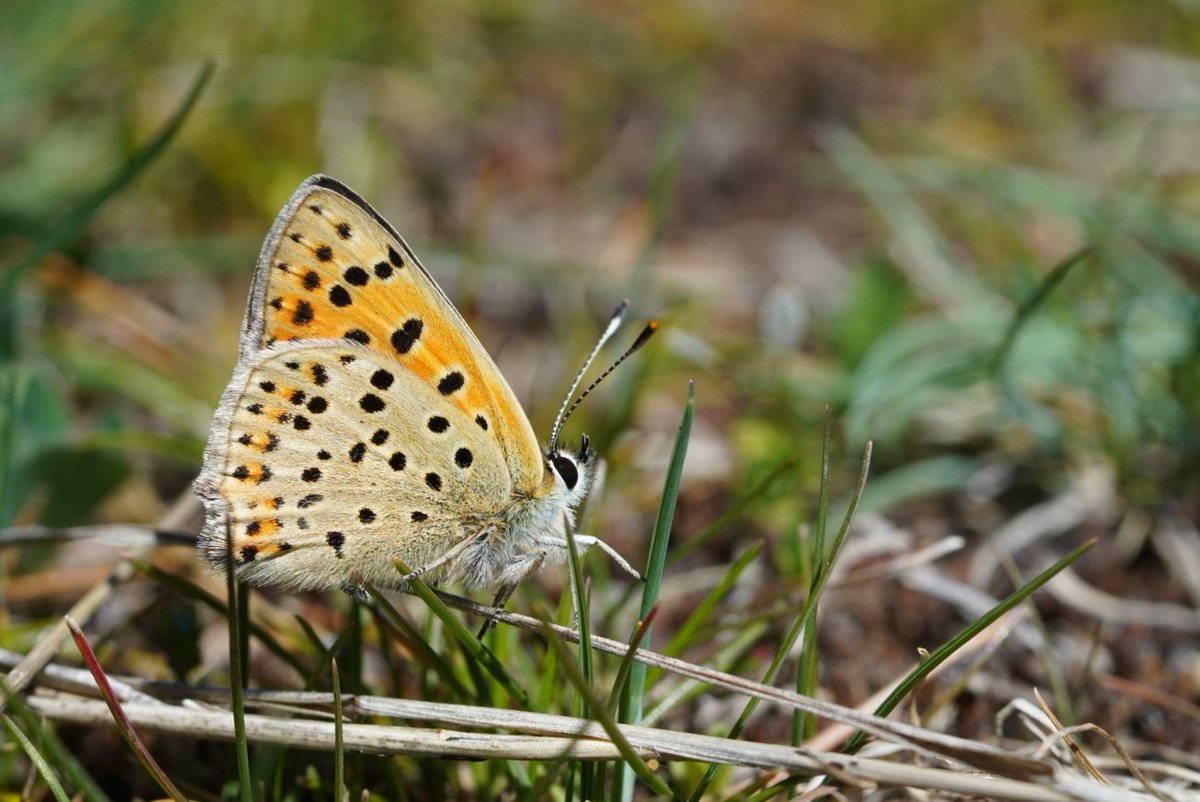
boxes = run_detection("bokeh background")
[3,0,1200,798]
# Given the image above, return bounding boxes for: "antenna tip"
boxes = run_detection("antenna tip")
[610,299,630,320]
[631,320,659,350]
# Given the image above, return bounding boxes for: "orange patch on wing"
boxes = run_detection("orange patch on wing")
[228,461,272,485]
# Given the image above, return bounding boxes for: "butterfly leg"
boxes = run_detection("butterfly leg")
[543,535,644,581]
[476,551,546,638]
[397,527,494,586]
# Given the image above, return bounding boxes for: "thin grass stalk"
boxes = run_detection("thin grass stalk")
[618,380,694,802]
[371,572,530,708]
[64,616,187,802]
[537,609,681,801]
[332,659,345,802]
[0,60,214,355]
[688,440,872,802]
[1,712,72,802]
[670,459,793,563]
[225,535,254,800]
[368,590,470,698]
[562,514,596,800]
[843,538,1096,754]
[794,408,833,744]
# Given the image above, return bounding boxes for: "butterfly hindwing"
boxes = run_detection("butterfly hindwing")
[197,340,510,591]
[243,176,543,492]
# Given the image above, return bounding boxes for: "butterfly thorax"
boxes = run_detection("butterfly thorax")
[453,450,594,588]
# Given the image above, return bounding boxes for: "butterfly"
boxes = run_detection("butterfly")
[194,175,654,597]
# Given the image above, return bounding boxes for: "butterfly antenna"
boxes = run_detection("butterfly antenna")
[552,318,658,450]
[549,301,629,453]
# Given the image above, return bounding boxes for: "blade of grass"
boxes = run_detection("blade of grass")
[133,560,311,678]
[688,441,873,802]
[64,615,187,802]
[369,590,471,699]
[0,367,30,527]
[618,380,694,802]
[670,458,793,563]
[606,605,659,718]
[0,60,214,356]
[990,245,1092,378]
[842,538,1096,754]
[536,607,681,801]
[224,536,254,801]
[332,658,345,802]
[371,572,530,708]
[1,712,72,802]
[648,541,763,687]
[562,514,595,800]
[794,409,833,744]
[0,674,111,802]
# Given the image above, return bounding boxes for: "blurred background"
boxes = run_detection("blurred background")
[3,0,1200,796]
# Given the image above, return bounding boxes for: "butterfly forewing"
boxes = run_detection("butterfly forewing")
[244,176,542,490]
[197,175,550,590]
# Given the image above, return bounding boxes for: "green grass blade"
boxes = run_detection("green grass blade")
[332,658,345,802]
[670,458,794,563]
[537,608,681,802]
[794,409,833,743]
[368,590,471,699]
[0,59,214,356]
[618,380,694,802]
[373,573,531,708]
[0,679,110,802]
[688,440,873,802]
[562,514,595,800]
[842,538,1096,753]
[224,536,254,801]
[1,712,72,802]
[990,245,1092,379]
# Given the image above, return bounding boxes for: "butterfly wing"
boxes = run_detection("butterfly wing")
[196,340,508,591]
[242,175,542,488]
[195,176,546,589]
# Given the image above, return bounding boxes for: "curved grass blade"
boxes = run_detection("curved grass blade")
[989,245,1092,379]
[0,60,214,356]
[562,513,596,800]
[376,572,531,708]
[794,408,833,743]
[618,380,694,802]
[536,607,681,802]
[688,440,873,802]
[64,616,187,802]
[1,712,72,802]
[842,538,1096,754]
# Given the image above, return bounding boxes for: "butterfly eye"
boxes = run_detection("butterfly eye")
[552,454,580,491]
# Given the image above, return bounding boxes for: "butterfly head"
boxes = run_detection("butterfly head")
[546,433,596,506]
